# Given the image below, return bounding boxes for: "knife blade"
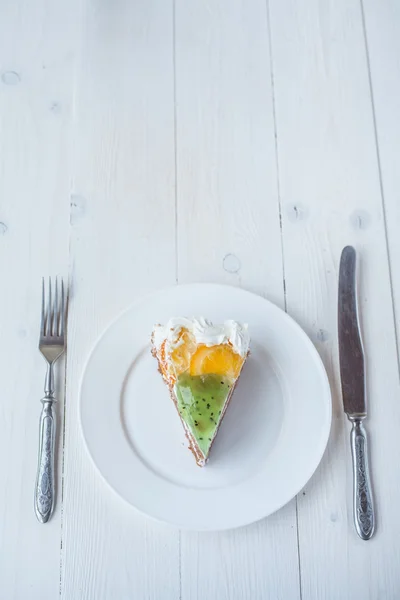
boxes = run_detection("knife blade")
[338,246,375,540]
[338,246,366,417]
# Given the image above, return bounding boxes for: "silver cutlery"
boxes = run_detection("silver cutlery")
[338,246,375,540]
[35,277,67,523]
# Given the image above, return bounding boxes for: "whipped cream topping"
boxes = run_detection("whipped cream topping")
[152,317,250,358]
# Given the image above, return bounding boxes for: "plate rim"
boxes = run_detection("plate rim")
[79,282,332,530]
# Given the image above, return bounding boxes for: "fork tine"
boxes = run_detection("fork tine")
[48,276,53,336]
[54,277,59,336]
[60,278,65,337]
[41,277,46,336]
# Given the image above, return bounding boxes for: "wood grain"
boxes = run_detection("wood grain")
[60,1,179,599]
[269,0,400,597]
[0,0,76,597]
[363,0,400,349]
[1,0,400,598]
[175,1,300,598]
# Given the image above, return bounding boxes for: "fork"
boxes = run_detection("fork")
[35,277,66,523]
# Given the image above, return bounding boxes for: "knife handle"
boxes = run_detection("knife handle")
[350,418,375,539]
[35,399,56,523]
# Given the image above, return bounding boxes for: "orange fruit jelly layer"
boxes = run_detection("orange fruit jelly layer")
[169,329,244,382]
[190,344,243,380]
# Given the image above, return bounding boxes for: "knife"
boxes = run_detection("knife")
[338,246,375,540]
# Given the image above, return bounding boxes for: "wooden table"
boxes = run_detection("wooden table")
[1,0,400,598]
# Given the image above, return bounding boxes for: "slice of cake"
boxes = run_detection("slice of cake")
[152,317,250,466]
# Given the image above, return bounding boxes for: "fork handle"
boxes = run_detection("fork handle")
[35,399,56,523]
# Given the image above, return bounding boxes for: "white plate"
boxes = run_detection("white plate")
[80,284,331,531]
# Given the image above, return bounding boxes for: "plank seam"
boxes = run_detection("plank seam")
[173,2,182,597]
[265,0,287,313]
[265,1,302,598]
[60,12,82,592]
[359,0,400,377]
[173,0,179,285]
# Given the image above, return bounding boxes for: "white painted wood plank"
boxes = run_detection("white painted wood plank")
[175,0,285,308]
[61,1,180,599]
[0,1,76,598]
[362,0,400,349]
[175,1,301,598]
[269,0,400,598]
